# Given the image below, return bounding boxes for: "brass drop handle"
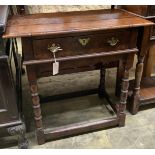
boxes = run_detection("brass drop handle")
[47,43,62,75]
[48,43,62,65]
[48,43,62,53]
[107,37,119,46]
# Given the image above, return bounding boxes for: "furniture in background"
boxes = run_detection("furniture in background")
[118,6,155,114]
[0,5,28,149]
[3,8,152,145]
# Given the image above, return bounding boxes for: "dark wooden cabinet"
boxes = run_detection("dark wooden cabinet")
[118,5,155,114]
[0,55,18,124]
[0,5,28,149]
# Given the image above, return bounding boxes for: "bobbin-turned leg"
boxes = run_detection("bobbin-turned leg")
[131,56,145,114]
[30,82,45,144]
[118,69,129,127]
[26,67,45,145]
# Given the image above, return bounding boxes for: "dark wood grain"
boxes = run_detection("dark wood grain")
[3,9,153,38]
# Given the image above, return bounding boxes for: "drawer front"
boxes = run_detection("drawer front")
[33,29,137,60]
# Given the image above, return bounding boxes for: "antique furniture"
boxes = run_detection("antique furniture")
[0,5,28,148]
[3,9,153,145]
[14,5,123,96]
[118,6,155,114]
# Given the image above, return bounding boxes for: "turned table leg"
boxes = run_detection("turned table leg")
[27,67,45,145]
[131,56,145,114]
[118,69,129,127]
[29,82,45,145]
[130,26,151,114]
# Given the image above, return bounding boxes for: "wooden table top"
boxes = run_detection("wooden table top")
[3,9,154,38]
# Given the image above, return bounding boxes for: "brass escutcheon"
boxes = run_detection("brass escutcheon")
[78,38,90,46]
[107,37,119,46]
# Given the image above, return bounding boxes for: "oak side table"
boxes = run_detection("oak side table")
[3,9,153,144]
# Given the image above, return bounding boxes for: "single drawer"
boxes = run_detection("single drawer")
[33,29,137,60]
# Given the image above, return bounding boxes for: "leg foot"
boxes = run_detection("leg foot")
[118,113,126,127]
[7,123,29,149]
[36,128,45,145]
[130,95,140,115]
[18,136,29,149]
